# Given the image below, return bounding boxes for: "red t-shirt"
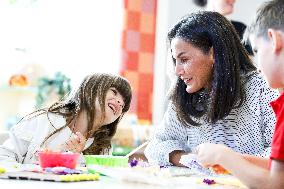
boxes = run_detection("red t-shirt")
[270,92,284,161]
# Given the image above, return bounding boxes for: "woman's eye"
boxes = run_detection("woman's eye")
[177,58,188,65]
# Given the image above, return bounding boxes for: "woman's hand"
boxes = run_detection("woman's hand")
[169,150,188,166]
[62,132,87,153]
[195,143,232,167]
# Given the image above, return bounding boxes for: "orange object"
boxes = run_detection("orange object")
[38,151,80,169]
[212,165,230,174]
[9,74,29,86]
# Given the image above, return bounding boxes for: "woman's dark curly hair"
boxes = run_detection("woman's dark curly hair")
[23,73,132,155]
[168,11,256,126]
[193,0,207,7]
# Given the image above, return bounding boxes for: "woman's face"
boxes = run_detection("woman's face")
[208,0,236,15]
[95,87,125,125]
[171,38,214,94]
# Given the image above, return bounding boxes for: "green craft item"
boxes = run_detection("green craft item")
[84,155,128,173]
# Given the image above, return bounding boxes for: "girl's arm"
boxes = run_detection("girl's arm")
[0,115,44,164]
[0,124,32,164]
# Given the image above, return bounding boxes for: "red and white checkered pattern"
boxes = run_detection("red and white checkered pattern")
[120,0,157,123]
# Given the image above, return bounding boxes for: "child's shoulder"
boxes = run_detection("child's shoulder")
[13,112,65,131]
[10,112,66,141]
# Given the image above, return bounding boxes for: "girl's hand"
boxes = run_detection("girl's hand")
[62,132,87,153]
[195,143,231,167]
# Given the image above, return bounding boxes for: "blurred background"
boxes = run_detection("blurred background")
[0,0,266,154]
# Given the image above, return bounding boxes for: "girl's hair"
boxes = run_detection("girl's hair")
[193,0,207,7]
[168,11,256,126]
[24,73,132,154]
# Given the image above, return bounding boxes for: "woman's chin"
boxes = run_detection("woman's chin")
[186,85,196,94]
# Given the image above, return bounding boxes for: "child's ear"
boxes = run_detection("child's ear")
[268,29,283,54]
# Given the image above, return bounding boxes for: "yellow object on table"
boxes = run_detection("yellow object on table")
[60,173,100,182]
[0,167,6,174]
[196,176,247,188]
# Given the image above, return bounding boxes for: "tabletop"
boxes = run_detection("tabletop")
[0,175,244,189]
[0,163,246,189]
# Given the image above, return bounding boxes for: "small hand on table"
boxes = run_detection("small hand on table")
[61,132,87,153]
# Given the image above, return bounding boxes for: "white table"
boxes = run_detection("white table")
[0,175,245,189]
[0,164,246,189]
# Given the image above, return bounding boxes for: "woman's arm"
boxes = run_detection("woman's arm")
[169,150,187,166]
[144,103,188,166]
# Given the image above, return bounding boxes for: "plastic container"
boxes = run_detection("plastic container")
[38,151,80,169]
[84,155,128,168]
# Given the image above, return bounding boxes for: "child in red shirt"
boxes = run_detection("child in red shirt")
[195,0,284,188]
[270,92,284,162]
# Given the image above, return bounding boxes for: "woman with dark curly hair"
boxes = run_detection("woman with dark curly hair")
[145,11,278,166]
[0,73,132,164]
[193,0,253,55]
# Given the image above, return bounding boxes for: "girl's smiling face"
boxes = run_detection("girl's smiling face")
[73,88,126,137]
[93,87,125,127]
[102,87,125,124]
